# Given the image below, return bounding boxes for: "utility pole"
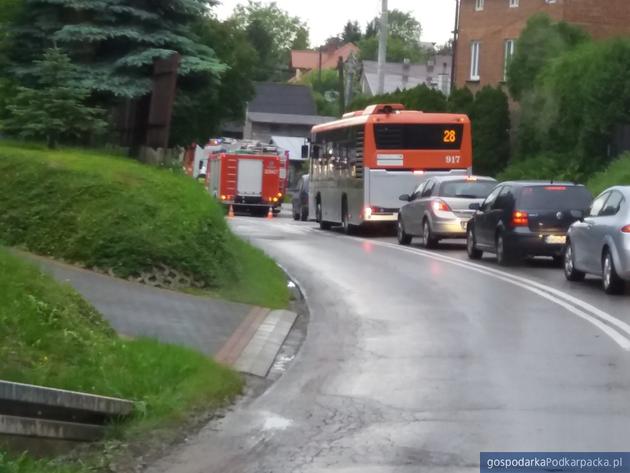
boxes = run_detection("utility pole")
[377,0,388,95]
[450,0,460,94]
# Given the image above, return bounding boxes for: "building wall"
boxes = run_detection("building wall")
[563,0,630,39]
[455,0,630,92]
[245,121,312,143]
[455,0,563,92]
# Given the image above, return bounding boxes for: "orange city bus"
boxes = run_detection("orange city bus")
[308,103,473,231]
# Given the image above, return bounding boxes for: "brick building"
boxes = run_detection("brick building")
[454,0,630,91]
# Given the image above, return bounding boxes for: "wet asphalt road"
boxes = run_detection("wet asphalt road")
[148,215,630,473]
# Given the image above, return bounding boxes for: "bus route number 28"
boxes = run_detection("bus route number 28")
[443,129,457,143]
[445,155,461,164]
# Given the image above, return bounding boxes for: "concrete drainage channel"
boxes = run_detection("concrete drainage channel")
[0,380,133,454]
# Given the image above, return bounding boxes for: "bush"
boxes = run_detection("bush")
[349,84,447,113]
[470,86,510,176]
[0,142,289,308]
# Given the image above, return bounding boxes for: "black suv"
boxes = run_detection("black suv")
[466,182,593,265]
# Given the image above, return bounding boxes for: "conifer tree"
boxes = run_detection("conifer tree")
[7,0,225,98]
[2,48,107,148]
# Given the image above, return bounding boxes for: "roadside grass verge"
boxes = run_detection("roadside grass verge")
[587,152,630,195]
[0,247,243,468]
[0,142,289,308]
[498,152,630,195]
[0,452,80,473]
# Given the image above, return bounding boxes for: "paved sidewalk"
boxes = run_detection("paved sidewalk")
[20,253,252,357]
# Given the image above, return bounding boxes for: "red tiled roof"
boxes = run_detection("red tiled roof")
[290,43,359,71]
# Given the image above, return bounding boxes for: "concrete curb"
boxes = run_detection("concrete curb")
[215,307,270,365]
[233,310,298,378]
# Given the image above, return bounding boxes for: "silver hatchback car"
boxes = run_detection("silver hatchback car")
[397,175,497,248]
[564,186,630,294]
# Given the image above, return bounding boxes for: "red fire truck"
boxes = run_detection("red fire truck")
[206,142,288,216]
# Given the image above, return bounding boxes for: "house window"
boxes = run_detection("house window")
[509,0,519,7]
[475,0,484,11]
[470,41,480,81]
[503,39,516,81]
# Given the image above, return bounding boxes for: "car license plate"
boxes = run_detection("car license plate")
[545,235,566,244]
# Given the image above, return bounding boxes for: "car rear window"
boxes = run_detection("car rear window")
[439,180,496,199]
[517,186,592,210]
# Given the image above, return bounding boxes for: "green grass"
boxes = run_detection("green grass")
[587,152,630,195]
[0,248,244,471]
[0,141,289,308]
[0,452,80,473]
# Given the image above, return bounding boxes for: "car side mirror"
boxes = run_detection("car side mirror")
[399,194,411,202]
[571,209,585,221]
[469,202,481,211]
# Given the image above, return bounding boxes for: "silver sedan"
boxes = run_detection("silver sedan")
[397,176,497,248]
[564,186,630,294]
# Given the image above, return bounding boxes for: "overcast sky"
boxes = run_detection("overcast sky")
[214,0,457,47]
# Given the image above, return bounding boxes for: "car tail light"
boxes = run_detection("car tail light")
[622,225,630,233]
[512,210,529,227]
[432,199,452,213]
[545,186,567,191]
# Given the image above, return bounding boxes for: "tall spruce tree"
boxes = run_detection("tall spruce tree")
[2,48,107,148]
[6,0,225,99]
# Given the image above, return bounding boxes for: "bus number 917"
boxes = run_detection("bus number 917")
[445,155,461,164]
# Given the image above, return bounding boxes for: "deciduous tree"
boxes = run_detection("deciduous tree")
[507,13,588,101]
[231,1,309,81]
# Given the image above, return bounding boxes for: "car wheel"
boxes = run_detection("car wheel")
[602,250,625,295]
[422,219,438,249]
[397,218,412,245]
[466,226,483,260]
[317,201,331,230]
[300,206,308,221]
[495,232,515,266]
[563,243,585,282]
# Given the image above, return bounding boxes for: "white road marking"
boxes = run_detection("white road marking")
[337,231,630,351]
[238,218,630,349]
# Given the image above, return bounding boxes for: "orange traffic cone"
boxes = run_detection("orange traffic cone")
[228,205,235,218]
[267,206,274,219]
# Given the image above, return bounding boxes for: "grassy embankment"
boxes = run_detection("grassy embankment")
[0,142,289,309]
[0,141,290,470]
[0,248,243,472]
[498,152,630,195]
